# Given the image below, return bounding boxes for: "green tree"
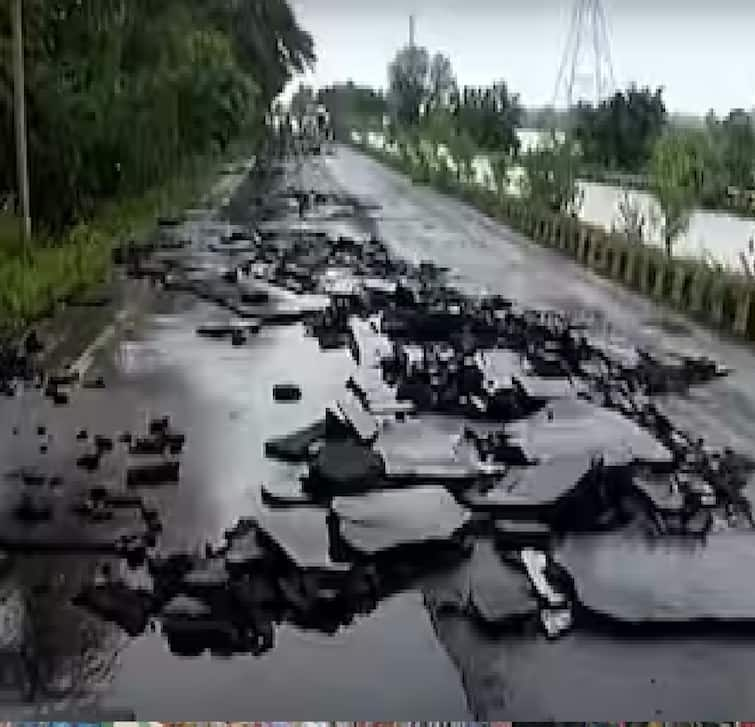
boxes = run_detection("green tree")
[387,44,430,126]
[418,109,453,184]
[650,129,712,256]
[1,0,312,232]
[574,85,667,172]
[451,82,522,154]
[720,109,755,191]
[521,105,571,131]
[317,82,387,140]
[615,191,646,244]
[447,128,476,184]
[490,152,511,198]
[206,0,315,106]
[427,53,456,112]
[521,134,583,215]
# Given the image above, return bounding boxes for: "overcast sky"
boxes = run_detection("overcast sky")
[286,0,755,115]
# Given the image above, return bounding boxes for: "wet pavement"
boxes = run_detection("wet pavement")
[2,146,755,720]
[318,146,755,720]
[326,145,755,455]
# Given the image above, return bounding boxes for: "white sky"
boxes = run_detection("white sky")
[286,0,755,115]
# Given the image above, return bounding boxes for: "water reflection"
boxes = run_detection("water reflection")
[0,555,123,705]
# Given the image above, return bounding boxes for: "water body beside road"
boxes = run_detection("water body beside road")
[363,128,755,270]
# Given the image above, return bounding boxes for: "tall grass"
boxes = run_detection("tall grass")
[0,142,254,336]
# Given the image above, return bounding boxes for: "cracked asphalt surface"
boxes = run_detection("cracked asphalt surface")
[2,146,755,720]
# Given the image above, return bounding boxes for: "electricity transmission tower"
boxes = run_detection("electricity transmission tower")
[553,0,617,108]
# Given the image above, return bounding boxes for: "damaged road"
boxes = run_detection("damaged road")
[2,146,755,720]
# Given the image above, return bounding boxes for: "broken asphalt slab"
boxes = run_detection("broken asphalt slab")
[255,506,352,575]
[264,418,327,462]
[468,540,539,629]
[556,531,755,627]
[505,397,673,468]
[331,485,470,559]
[375,414,485,482]
[421,539,538,630]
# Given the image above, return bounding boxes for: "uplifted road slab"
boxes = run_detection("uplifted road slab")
[331,485,469,557]
[557,531,755,625]
[506,397,673,467]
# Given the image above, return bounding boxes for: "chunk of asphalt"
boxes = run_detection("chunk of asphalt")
[260,479,315,508]
[76,452,101,472]
[506,397,673,468]
[556,531,755,625]
[494,519,552,549]
[308,440,385,493]
[231,329,247,346]
[52,390,70,406]
[375,415,482,483]
[326,399,379,445]
[513,375,575,401]
[181,559,229,596]
[462,455,596,516]
[162,617,240,656]
[129,436,166,455]
[255,507,351,575]
[230,577,278,610]
[196,323,232,339]
[468,541,539,628]
[331,485,469,558]
[83,376,106,389]
[126,458,180,487]
[630,472,686,516]
[165,433,186,454]
[224,532,268,576]
[20,469,46,487]
[48,372,79,387]
[264,419,327,462]
[149,416,170,435]
[162,594,211,619]
[273,383,302,402]
[94,435,114,452]
[15,492,53,522]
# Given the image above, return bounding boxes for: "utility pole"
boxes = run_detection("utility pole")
[409,14,415,48]
[12,0,31,243]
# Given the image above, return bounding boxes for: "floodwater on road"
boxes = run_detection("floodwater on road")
[317,145,755,720]
[0,181,469,718]
[0,319,469,719]
[4,146,755,720]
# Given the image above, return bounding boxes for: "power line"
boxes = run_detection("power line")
[553,0,617,108]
